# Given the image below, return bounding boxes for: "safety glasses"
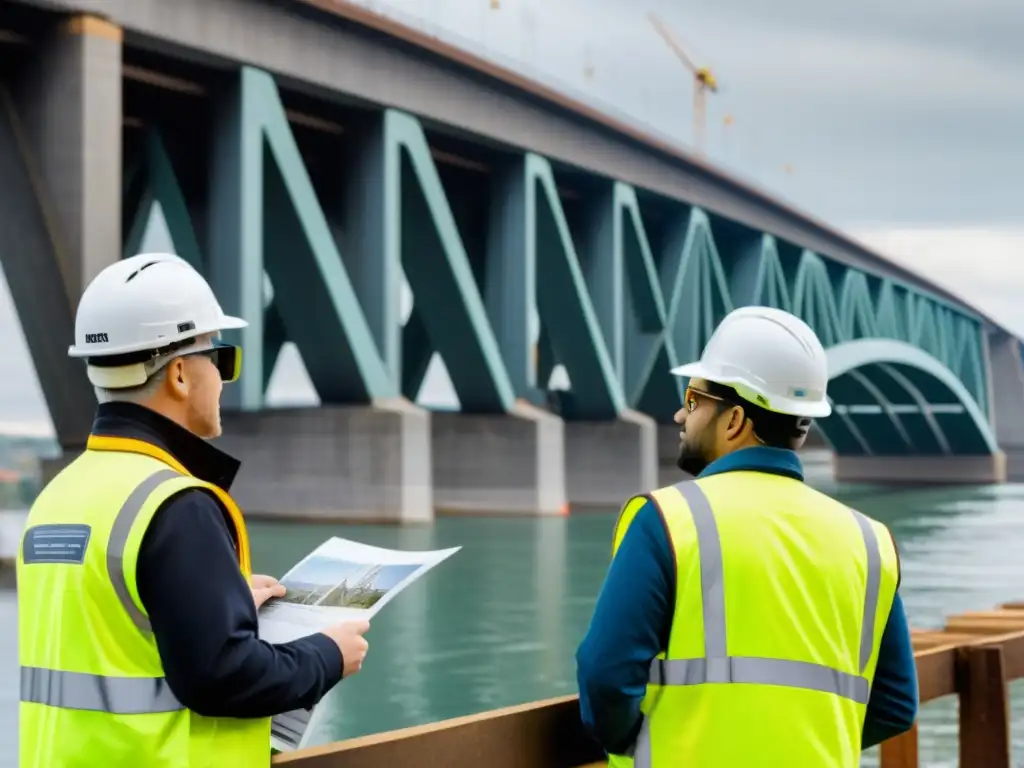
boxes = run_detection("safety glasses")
[684,384,766,444]
[683,386,729,413]
[182,341,242,383]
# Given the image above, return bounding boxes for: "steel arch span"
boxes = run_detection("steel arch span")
[819,339,998,457]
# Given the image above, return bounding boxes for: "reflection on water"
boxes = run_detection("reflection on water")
[4,470,1024,765]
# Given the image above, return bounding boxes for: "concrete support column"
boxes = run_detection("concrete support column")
[981,332,1024,480]
[43,401,435,522]
[1,14,120,449]
[207,71,264,411]
[216,402,433,523]
[432,401,566,515]
[15,14,122,299]
[564,410,657,507]
[833,454,1007,485]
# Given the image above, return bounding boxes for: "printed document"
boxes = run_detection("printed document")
[260,536,460,753]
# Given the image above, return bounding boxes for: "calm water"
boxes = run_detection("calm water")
[3,459,1024,766]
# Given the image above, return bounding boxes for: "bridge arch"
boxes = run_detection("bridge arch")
[818,339,998,456]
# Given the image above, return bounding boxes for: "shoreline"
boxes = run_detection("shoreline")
[0,509,25,572]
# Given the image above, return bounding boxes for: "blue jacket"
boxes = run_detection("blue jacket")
[575,446,919,754]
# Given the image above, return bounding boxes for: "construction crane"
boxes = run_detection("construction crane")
[648,11,718,156]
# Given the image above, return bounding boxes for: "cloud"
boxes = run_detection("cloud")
[681,0,1024,69]
[363,0,1024,228]
[639,5,1022,107]
[853,226,1024,335]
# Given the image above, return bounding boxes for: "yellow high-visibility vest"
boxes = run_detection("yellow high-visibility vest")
[17,435,271,768]
[606,470,900,768]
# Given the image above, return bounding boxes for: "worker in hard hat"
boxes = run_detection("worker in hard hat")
[575,306,918,766]
[17,253,371,767]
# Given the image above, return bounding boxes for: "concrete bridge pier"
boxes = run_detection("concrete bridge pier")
[832,454,1007,485]
[14,14,122,298]
[216,401,433,524]
[38,401,436,524]
[0,12,121,451]
[431,401,566,516]
[563,410,658,510]
[986,331,1024,482]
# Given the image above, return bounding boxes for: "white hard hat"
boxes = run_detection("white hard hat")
[671,306,831,419]
[68,253,247,388]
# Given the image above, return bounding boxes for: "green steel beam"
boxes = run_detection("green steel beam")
[487,154,626,418]
[208,67,395,408]
[667,213,990,419]
[398,153,493,404]
[401,309,432,402]
[126,132,203,269]
[486,161,533,399]
[822,340,998,456]
[115,65,993,453]
[380,109,515,412]
[526,153,626,419]
[122,129,292,394]
[607,183,676,410]
[339,114,400,386]
[658,209,735,415]
[207,69,264,410]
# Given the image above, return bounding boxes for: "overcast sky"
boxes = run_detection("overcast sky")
[1,0,1022,434]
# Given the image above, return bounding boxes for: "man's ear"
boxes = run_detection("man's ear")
[723,406,746,440]
[164,358,189,400]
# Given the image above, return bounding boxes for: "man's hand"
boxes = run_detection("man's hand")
[251,574,286,609]
[320,620,371,677]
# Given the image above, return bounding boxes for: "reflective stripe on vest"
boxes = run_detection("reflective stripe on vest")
[21,666,183,715]
[630,480,883,767]
[107,468,180,633]
[21,468,183,717]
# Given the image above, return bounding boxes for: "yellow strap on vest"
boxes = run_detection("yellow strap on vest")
[612,495,649,557]
[86,435,252,577]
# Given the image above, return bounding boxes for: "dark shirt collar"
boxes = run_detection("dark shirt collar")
[697,445,805,482]
[91,401,241,492]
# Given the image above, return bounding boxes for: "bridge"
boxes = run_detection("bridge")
[1,0,1023,521]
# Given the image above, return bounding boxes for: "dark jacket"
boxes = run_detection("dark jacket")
[92,401,343,718]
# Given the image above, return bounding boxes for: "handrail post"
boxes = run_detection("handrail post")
[957,643,1010,768]
[879,723,918,768]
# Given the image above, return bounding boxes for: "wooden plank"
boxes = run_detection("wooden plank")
[958,644,1010,768]
[914,645,957,702]
[912,632,983,650]
[972,631,1024,681]
[880,723,918,768]
[945,617,1024,634]
[271,695,603,768]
